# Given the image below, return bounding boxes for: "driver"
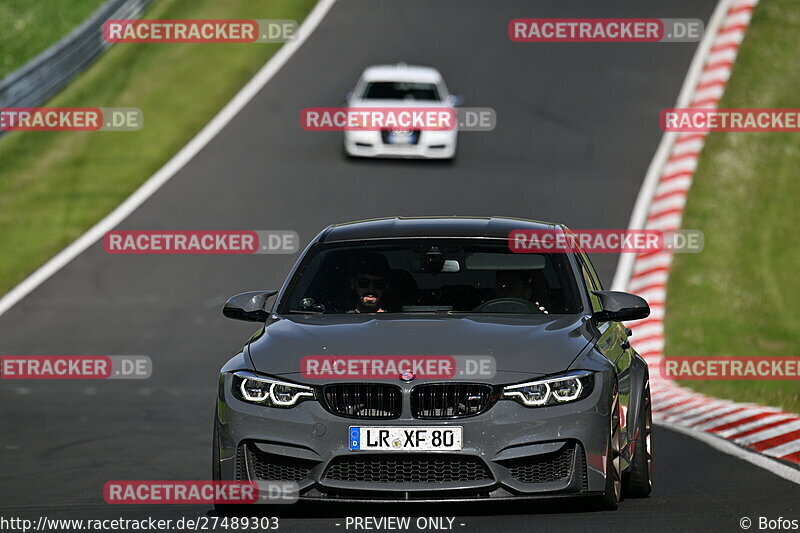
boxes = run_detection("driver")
[494,270,549,314]
[347,253,390,313]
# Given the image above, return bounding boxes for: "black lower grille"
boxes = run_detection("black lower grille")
[323,454,492,483]
[323,384,402,419]
[239,443,318,482]
[411,383,493,419]
[500,443,575,484]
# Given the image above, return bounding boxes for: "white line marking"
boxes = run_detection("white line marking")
[657,420,800,485]
[0,0,338,318]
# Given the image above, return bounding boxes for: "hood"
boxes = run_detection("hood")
[247,314,594,385]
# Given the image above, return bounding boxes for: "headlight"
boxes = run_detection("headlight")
[503,371,594,407]
[231,371,315,408]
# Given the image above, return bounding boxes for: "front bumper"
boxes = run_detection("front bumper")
[215,372,613,502]
[344,130,457,159]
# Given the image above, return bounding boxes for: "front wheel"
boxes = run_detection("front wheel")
[623,382,653,497]
[596,389,622,510]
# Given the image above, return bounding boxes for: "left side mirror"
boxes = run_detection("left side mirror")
[222,290,278,322]
[591,290,650,322]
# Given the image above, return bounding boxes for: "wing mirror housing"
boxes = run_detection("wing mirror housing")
[447,94,464,106]
[222,290,278,322]
[591,290,650,322]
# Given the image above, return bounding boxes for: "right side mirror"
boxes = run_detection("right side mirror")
[447,94,464,106]
[222,290,278,322]
[591,290,650,322]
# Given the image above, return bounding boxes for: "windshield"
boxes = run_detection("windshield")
[360,81,441,101]
[279,239,583,315]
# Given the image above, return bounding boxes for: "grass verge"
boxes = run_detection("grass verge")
[665,0,800,413]
[0,0,316,295]
[0,0,107,78]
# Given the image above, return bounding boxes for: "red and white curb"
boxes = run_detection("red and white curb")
[615,0,800,471]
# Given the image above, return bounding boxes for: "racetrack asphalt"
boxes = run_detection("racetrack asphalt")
[0,0,797,531]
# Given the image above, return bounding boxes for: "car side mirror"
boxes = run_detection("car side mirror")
[447,94,464,106]
[345,91,353,104]
[222,290,278,322]
[591,290,650,322]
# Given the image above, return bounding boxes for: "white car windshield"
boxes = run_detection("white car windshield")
[360,81,441,101]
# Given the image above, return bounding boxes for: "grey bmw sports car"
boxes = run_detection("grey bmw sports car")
[213,216,653,510]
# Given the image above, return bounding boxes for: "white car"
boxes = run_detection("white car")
[344,63,460,159]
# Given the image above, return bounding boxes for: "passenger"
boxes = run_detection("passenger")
[495,270,549,314]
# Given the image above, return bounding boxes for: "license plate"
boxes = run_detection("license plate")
[349,426,463,451]
[387,132,415,144]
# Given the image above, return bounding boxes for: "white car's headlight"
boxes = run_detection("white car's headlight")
[503,371,594,407]
[232,371,315,408]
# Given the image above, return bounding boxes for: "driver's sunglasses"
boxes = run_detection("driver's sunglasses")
[357,277,387,290]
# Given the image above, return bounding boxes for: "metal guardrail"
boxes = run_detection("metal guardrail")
[0,0,152,109]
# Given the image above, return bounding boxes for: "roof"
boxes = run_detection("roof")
[360,64,443,84]
[321,216,559,242]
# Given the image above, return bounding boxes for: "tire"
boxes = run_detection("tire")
[623,382,653,498]
[596,388,622,510]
